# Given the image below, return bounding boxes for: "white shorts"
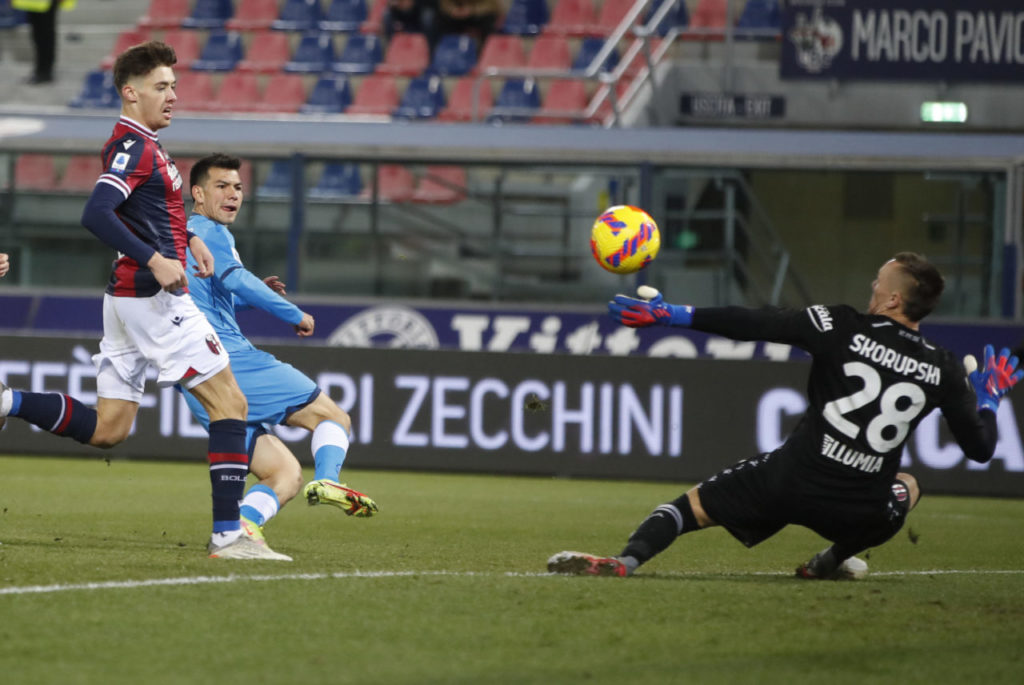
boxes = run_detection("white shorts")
[93,290,230,403]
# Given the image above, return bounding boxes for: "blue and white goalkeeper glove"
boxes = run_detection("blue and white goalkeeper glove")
[608,286,693,328]
[968,345,1024,413]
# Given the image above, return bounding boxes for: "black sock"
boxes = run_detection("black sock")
[620,494,699,565]
[11,391,97,444]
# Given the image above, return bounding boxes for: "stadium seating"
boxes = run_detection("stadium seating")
[735,0,781,34]
[257,159,294,197]
[393,75,446,119]
[256,74,308,113]
[364,164,415,202]
[15,154,58,192]
[0,0,24,28]
[56,155,100,193]
[162,30,202,70]
[501,0,549,35]
[181,0,235,29]
[210,72,262,112]
[594,0,635,35]
[526,34,572,71]
[137,0,190,30]
[69,70,118,109]
[687,0,728,38]
[646,0,689,36]
[428,34,478,76]
[377,32,430,77]
[475,35,527,73]
[300,74,353,113]
[331,34,383,74]
[573,37,619,74]
[310,162,363,198]
[237,30,291,73]
[533,78,587,124]
[437,76,493,122]
[489,78,541,124]
[347,74,399,115]
[412,166,467,204]
[361,0,388,35]
[285,32,336,73]
[173,72,217,112]
[192,31,245,71]
[320,0,367,32]
[100,28,150,70]
[543,0,597,37]
[273,0,324,31]
[225,0,279,31]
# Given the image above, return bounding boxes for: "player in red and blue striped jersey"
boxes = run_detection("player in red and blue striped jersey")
[0,42,283,560]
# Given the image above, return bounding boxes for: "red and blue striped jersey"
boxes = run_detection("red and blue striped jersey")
[96,116,188,297]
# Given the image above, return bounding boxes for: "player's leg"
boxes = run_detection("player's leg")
[796,475,919,580]
[241,430,304,529]
[0,380,100,443]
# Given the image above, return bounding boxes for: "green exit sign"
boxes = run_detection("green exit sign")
[921,102,968,123]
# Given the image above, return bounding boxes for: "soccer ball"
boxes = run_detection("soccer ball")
[590,205,661,274]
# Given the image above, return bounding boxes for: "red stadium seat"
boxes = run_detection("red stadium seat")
[256,73,308,112]
[100,28,150,70]
[226,0,280,31]
[138,0,190,29]
[173,72,217,112]
[361,0,387,34]
[543,0,597,37]
[347,74,399,115]
[15,154,58,191]
[534,78,587,124]
[212,72,263,113]
[526,34,572,71]
[56,155,100,193]
[162,29,202,70]
[687,0,728,39]
[594,0,635,36]
[363,164,415,202]
[437,76,493,122]
[412,165,467,204]
[475,35,527,73]
[377,32,430,77]
[237,30,292,73]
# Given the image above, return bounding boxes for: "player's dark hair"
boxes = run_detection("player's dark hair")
[892,252,944,322]
[113,40,177,91]
[190,153,242,189]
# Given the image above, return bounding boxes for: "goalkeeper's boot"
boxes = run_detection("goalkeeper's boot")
[208,527,292,561]
[796,552,868,580]
[303,479,378,517]
[547,551,629,577]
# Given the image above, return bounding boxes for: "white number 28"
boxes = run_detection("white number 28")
[822,361,926,452]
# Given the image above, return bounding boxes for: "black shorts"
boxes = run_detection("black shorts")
[697,452,913,549]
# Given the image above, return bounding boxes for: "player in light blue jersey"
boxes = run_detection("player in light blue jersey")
[182,154,377,548]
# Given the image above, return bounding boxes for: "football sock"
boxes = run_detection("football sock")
[312,420,349,482]
[208,418,249,534]
[619,495,699,565]
[240,484,280,528]
[3,390,97,444]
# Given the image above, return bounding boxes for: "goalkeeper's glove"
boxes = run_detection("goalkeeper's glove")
[968,344,1024,413]
[607,287,693,328]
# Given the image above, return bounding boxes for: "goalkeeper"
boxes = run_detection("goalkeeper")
[550,252,1020,579]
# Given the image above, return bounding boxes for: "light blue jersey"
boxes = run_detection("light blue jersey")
[184,214,319,442]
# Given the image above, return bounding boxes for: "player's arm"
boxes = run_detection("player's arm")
[188,233,215,278]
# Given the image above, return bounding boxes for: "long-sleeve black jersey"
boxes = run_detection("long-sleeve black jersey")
[691,304,996,501]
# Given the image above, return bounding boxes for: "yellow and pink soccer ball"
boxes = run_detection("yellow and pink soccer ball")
[590,205,661,274]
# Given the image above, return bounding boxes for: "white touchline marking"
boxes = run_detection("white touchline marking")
[1,569,1021,596]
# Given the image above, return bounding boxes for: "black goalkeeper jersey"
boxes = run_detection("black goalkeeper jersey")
[691,304,994,501]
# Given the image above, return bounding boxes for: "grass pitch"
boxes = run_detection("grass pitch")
[1,455,1022,684]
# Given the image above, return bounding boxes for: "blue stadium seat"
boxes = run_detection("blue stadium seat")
[257,160,294,198]
[501,0,549,35]
[645,0,689,36]
[181,0,234,29]
[0,0,25,28]
[735,0,781,34]
[320,0,367,32]
[191,31,244,71]
[272,0,324,31]
[428,34,478,76]
[572,37,619,74]
[488,78,540,124]
[69,70,118,109]
[310,162,363,198]
[300,75,353,113]
[331,34,382,74]
[285,33,336,73]
[393,76,446,120]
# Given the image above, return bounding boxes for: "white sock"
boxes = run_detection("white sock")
[0,387,12,416]
[210,529,242,547]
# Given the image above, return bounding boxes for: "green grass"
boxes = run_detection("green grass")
[1,455,1022,684]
